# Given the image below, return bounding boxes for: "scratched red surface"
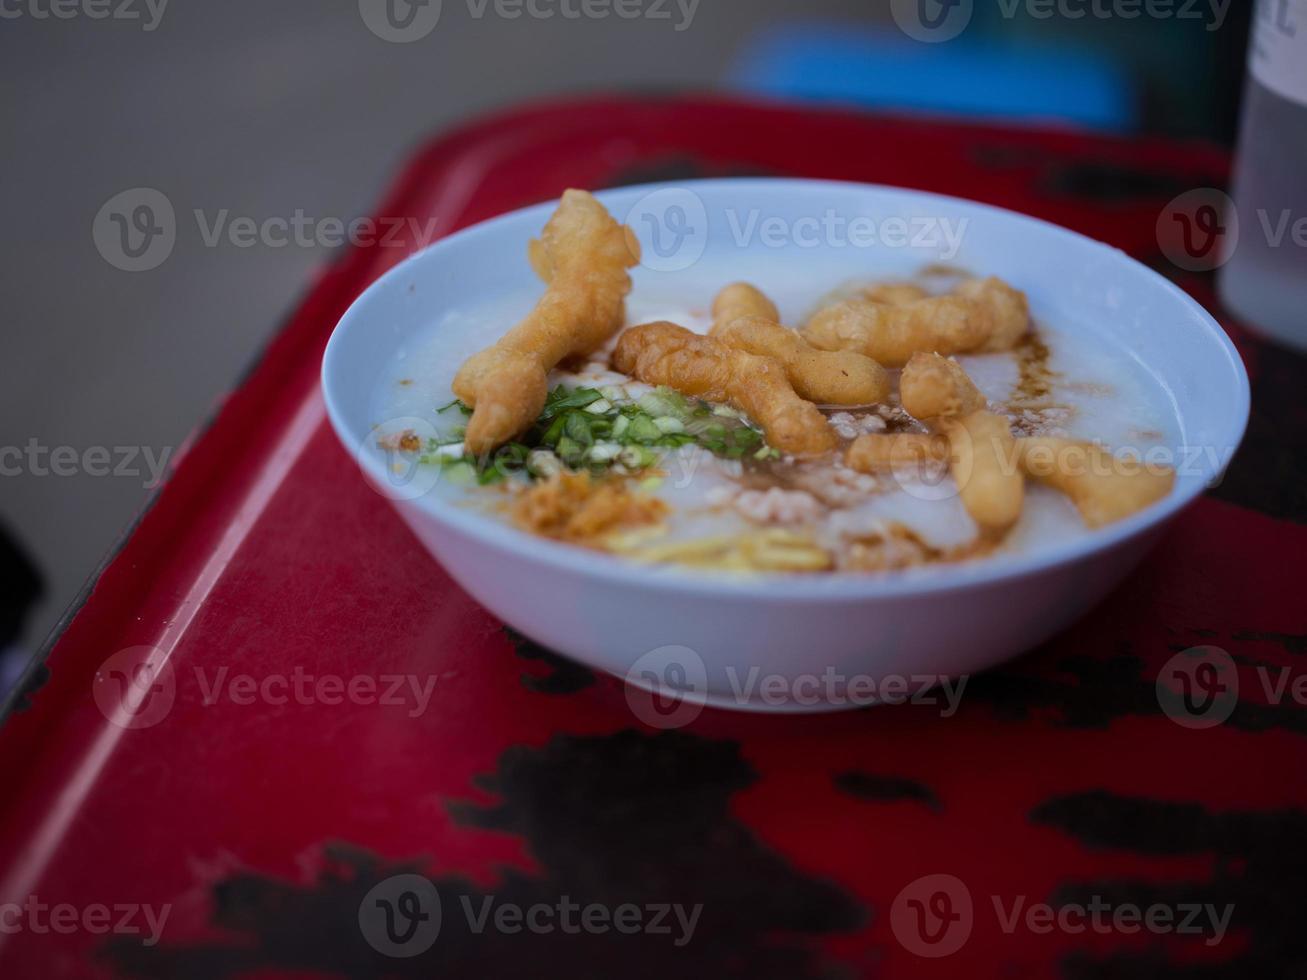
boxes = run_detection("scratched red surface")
[1,97,1304,979]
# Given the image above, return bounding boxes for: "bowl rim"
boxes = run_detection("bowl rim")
[322,176,1251,602]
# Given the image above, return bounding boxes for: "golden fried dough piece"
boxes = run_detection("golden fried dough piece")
[712,315,891,407]
[900,352,987,419]
[453,190,639,454]
[711,284,889,405]
[863,282,929,306]
[803,277,1030,366]
[1016,438,1175,528]
[940,411,1024,537]
[712,282,781,325]
[801,295,988,368]
[612,321,838,457]
[845,433,949,473]
[956,276,1030,352]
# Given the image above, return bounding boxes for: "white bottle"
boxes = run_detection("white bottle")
[1219,0,1307,351]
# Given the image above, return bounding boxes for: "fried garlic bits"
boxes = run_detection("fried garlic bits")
[612,320,838,457]
[900,352,986,420]
[1017,439,1175,529]
[709,283,890,407]
[453,190,639,455]
[512,471,669,545]
[801,276,1030,367]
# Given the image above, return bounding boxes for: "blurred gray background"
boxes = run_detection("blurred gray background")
[0,0,1249,655]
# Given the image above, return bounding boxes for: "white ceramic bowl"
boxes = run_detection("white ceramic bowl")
[323,179,1249,714]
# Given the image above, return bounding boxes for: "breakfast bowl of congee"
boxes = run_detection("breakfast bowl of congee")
[322,179,1248,713]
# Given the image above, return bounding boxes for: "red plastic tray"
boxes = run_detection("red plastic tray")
[2,96,1304,979]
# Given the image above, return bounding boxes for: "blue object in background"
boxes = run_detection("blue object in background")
[727,25,1138,132]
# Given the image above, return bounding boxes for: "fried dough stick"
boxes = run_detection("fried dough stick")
[850,433,1176,528]
[940,412,1024,538]
[846,432,950,471]
[899,351,986,420]
[802,276,1030,367]
[851,351,1021,536]
[802,295,984,367]
[710,283,890,406]
[612,320,837,457]
[712,282,780,324]
[863,282,930,306]
[453,190,639,455]
[1017,438,1175,528]
[845,418,1022,537]
[956,276,1030,353]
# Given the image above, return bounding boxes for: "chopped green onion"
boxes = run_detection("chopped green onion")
[564,412,594,446]
[653,417,685,434]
